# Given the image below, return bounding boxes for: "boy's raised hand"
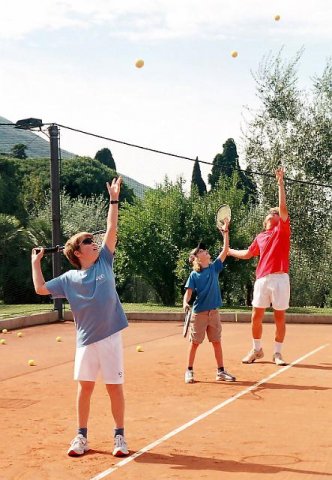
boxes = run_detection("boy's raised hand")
[275,166,285,184]
[106,176,122,201]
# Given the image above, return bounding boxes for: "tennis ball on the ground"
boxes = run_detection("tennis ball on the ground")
[231,50,238,58]
[0,339,6,345]
[135,59,144,68]
[28,359,36,366]
[2,329,8,334]
[136,345,144,352]
[274,15,281,21]
[17,332,23,337]
[56,336,62,342]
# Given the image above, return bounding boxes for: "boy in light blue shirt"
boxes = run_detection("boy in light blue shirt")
[183,219,236,384]
[31,177,129,458]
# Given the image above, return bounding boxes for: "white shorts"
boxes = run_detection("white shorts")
[252,273,290,311]
[74,332,124,384]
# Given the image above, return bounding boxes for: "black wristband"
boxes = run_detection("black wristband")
[110,200,119,204]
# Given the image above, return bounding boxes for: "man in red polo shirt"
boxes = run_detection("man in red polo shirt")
[228,167,290,366]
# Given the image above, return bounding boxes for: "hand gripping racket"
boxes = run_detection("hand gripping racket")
[216,204,231,230]
[183,307,192,338]
[34,230,106,254]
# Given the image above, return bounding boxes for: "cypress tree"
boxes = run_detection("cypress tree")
[95,148,117,171]
[191,157,207,196]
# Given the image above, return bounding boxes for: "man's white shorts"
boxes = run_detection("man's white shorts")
[252,273,290,310]
[74,332,124,384]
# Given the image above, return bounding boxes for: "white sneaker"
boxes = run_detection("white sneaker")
[113,434,129,457]
[242,348,264,364]
[184,369,194,384]
[67,434,89,457]
[273,352,287,366]
[216,370,236,382]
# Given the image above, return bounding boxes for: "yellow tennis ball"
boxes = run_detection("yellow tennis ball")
[231,50,238,58]
[17,332,23,337]
[274,15,281,21]
[135,59,144,68]
[136,345,144,352]
[56,336,62,342]
[2,329,8,334]
[0,339,6,345]
[28,359,36,366]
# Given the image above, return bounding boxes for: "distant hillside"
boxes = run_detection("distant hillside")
[0,115,149,198]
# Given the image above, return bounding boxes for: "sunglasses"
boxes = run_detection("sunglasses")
[80,237,94,246]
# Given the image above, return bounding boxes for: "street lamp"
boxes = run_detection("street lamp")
[16,118,63,320]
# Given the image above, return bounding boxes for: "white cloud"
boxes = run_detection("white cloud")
[0,0,331,41]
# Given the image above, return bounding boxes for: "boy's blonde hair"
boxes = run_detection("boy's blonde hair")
[63,232,92,269]
[263,207,280,229]
[189,248,203,272]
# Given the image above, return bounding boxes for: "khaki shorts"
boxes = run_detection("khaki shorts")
[252,273,290,310]
[190,309,222,344]
[74,332,124,384]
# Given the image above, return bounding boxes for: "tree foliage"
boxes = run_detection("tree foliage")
[95,148,117,171]
[11,143,27,159]
[209,138,257,204]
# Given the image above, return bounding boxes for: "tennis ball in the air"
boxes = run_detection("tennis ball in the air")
[136,345,144,352]
[28,359,36,366]
[231,50,238,58]
[17,332,23,337]
[2,329,8,334]
[135,59,144,68]
[0,339,6,345]
[274,15,281,21]
[56,336,62,342]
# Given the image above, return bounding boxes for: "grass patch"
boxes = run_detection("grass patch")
[0,302,331,320]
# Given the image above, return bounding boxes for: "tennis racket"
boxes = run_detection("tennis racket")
[183,307,192,338]
[34,230,106,255]
[216,204,231,229]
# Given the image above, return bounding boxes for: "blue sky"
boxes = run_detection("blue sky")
[0,0,331,187]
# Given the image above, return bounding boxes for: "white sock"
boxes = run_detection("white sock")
[274,342,283,354]
[253,339,261,351]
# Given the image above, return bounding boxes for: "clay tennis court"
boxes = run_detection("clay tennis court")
[1,320,331,480]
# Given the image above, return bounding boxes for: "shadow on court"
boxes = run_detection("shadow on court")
[134,451,332,476]
[292,362,332,371]
[195,380,330,391]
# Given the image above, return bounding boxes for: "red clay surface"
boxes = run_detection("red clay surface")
[0,320,331,480]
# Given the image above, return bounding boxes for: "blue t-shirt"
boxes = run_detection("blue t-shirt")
[46,245,128,347]
[185,258,224,313]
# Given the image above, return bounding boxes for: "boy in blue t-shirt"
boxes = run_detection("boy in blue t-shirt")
[31,177,129,458]
[183,219,236,384]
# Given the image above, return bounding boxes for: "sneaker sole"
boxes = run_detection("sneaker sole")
[216,377,236,382]
[68,449,89,457]
[113,450,129,457]
[242,355,264,364]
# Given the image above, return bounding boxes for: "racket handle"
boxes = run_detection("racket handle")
[35,246,63,254]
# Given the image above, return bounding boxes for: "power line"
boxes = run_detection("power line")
[1,122,331,189]
[57,123,332,189]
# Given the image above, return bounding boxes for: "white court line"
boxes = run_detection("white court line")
[90,343,329,480]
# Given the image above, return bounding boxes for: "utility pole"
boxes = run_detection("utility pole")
[48,124,63,320]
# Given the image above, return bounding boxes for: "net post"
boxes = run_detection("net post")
[48,124,63,321]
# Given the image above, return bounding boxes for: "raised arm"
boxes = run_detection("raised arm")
[276,166,288,221]
[217,218,230,263]
[104,176,122,254]
[31,249,51,295]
